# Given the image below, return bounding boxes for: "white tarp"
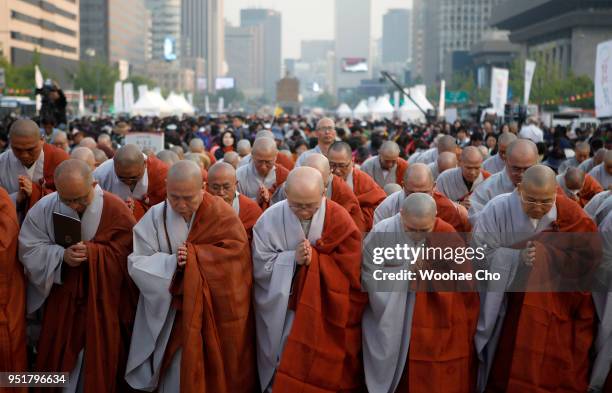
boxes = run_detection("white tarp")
[595,40,612,118]
[371,96,394,120]
[336,103,353,118]
[131,91,172,117]
[166,92,195,116]
[353,100,370,120]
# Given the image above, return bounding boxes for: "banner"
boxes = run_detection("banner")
[445,91,469,104]
[524,60,536,105]
[78,89,85,116]
[113,82,124,113]
[35,65,43,111]
[490,67,509,117]
[125,132,165,154]
[438,80,446,118]
[595,39,612,118]
[123,83,134,114]
[393,91,400,111]
[137,85,148,101]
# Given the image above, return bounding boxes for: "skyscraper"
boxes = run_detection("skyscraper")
[334,0,371,93]
[146,0,181,61]
[241,9,281,100]
[80,0,148,75]
[382,9,411,65]
[225,24,264,97]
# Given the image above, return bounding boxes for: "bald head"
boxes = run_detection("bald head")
[170,145,184,160]
[401,193,437,220]
[564,167,586,191]
[252,137,278,155]
[437,135,457,154]
[521,165,557,192]
[403,163,435,194]
[437,152,458,173]
[498,132,518,156]
[505,139,539,186]
[384,183,403,196]
[223,151,240,169]
[9,119,41,139]
[114,144,144,168]
[97,133,111,148]
[605,150,612,166]
[255,130,274,140]
[55,159,93,187]
[379,141,400,157]
[285,167,325,198]
[166,160,204,219]
[51,130,68,144]
[460,146,484,183]
[156,149,180,165]
[167,160,203,188]
[79,137,97,150]
[189,138,205,153]
[71,147,96,171]
[208,161,236,181]
[237,139,251,157]
[91,148,108,166]
[302,153,331,186]
[461,146,483,164]
[329,141,352,159]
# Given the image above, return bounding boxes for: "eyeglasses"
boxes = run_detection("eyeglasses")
[329,161,351,170]
[317,126,335,132]
[519,191,556,207]
[208,183,234,192]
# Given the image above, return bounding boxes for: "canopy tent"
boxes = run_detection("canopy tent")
[336,103,353,118]
[353,100,370,120]
[371,96,394,120]
[166,92,195,116]
[131,91,173,117]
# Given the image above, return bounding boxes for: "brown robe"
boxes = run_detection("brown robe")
[132,155,170,220]
[352,168,386,231]
[330,175,367,232]
[238,194,263,243]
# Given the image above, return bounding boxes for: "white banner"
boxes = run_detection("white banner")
[393,91,400,111]
[524,60,536,105]
[35,65,43,111]
[490,67,509,116]
[205,95,210,113]
[595,40,612,118]
[113,82,124,113]
[439,79,446,118]
[123,83,134,114]
[218,97,224,113]
[125,132,165,154]
[78,89,85,116]
[137,85,148,100]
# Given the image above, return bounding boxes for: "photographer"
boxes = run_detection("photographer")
[36,79,67,127]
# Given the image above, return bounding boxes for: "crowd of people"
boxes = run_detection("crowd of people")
[0,109,610,393]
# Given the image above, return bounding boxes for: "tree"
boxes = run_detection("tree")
[125,74,156,89]
[0,51,57,91]
[315,91,336,109]
[73,61,119,99]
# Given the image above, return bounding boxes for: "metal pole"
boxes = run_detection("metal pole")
[380,71,427,116]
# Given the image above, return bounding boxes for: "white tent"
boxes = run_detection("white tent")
[166,92,195,116]
[336,103,353,118]
[131,91,173,117]
[407,85,434,111]
[400,100,426,123]
[353,100,370,120]
[371,96,394,120]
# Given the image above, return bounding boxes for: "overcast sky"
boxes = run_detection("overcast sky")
[225,0,412,60]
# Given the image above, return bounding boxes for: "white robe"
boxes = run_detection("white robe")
[125,201,195,392]
[408,147,437,164]
[584,190,611,225]
[373,190,405,225]
[236,161,279,202]
[436,167,486,202]
[362,214,417,393]
[0,148,45,204]
[18,185,105,393]
[360,156,400,188]
[482,154,505,175]
[251,198,326,392]
[468,169,514,225]
[558,157,580,175]
[589,163,612,190]
[471,190,558,392]
[92,156,149,201]
[294,145,323,167]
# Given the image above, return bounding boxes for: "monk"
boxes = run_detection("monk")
[437,146,491,209]
[170,145,185,160]
[79,137,97,150]
[558,141,591,174]
[239,130,293,171]
[429,151,458,180]
[408,134,458,164]
[19,159,137,392]
[222,151,240,169]
[579,148,607,174]
[585,190,611,225]
[125,161,257,393]
[156,150,181,166]
[278,150,295,170]
[252,167,367,392]
[589,150,612,189]
[236,137,288,209]
[0,119,69,216]
[482,132,517,174]
[469,139,538,225]
[93,144,169,220]
[188,138,216,165]
[295,117,337,166]
[362,193,479,393]
[207,162,262,242]
[557,167,604,207]
[360,141,410,188]
[0,187,27,379]
[472,165,598,393]
[374,163,471,232]
[71,147,96,171]
[91,148,108,167]
[328,141,386,231]
[384,183,403,196]
[237,139,251,159]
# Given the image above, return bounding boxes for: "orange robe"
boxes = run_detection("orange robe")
[27,143,69,210]
[485,193,597,393]
[395,218,479,393]
[165,193,258,393]
[276,153,295,171]
[331,175,367,232]
[396,157,409,186]
[352,168,386,231]
[132,155,170,220]
[578,173,604,207]
[35,192,137,393]
[0,187,26,390]
[273,199,368,393]
[238,193,263,243]
[261,164,289,210]
[434,191,471,232]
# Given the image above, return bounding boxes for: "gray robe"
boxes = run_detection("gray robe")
[373,190,405,225]
[482,154,505,175]
[18,185,105,393]
[468,169,514,225]
[585,191,612,225]
[125,201,195,392]
[251,198,326,392]
[558,157,580,174]
[471,190,558,393]
[427,161,439,180]
[92,156,149,201]
[236,161,279,203]
[238,153,251,168]
[294,145,323,167]
[436,167,486,202]
[0,148,45,204]
[408,147,437,164]
[590,163,612,190]
[362,214,416,393]
[360,156,400,188]
[579,157,596,174]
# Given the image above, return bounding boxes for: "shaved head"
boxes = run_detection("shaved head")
[380,141,400,157]
[114,144,144,168]
[170,145,184,160]
[403,163,435,195]
[302,153,331,187]
[189,138,205,153]
[252,137,278,155]
[167,160,203,188]
[71,147,96,171]
[167,160,204,220]
[437,135,457,153]
[574,141,591,163]
[207,162,237,205]
[208,161,236,180]
[97,133,111,147]
[156,149,180,165]
[594,148,607,166]
[237,139,251,157]
[223,151,240,169]
[9,119,40,139]
[285,167,325,198]
[505,139,539,186]
[384,183,403,196]
[9,119,44,167]
[255,130,274,140]
[79,137,97,150]
[400,192,438,234]
[498,132,517,147]
[55,158,93,187]
[461,146,483,163]
[328,141,352,158]
[54,159,95,213]
[564,167,586,191]
[437,152,458,173]
[316,117,335,130]
[520,165,557,201]
[91,148,108,166]
[460,146,484,183]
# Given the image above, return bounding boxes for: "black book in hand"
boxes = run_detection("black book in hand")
[53,212,81,248]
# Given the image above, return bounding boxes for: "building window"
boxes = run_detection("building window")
[11,10,77,36]
[18,0,77,20]
[10,31,77,53]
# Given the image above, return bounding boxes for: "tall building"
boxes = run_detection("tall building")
[80,0,148,76]
[146,0,181,61]
[225,24,264,98]
[491,0,612,80]
[301,40,334,63]
[181,0,225,93]
[382,9,411,65]
[0,0,79,87]
[241,9,281,100]
[412,0,503,85]
[334,0,371,94]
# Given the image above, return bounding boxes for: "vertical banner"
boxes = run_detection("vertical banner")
[78,89,85,116]
[35,65,43,111]
[439,79,446,118]
[113,82,124,113]
[595,40,612,118]
[524,60,536,105]
[123,83,135,114]
[187,93,194,106]
[137,85,148,100]
[490,67,509,116]
[218,97,224,113]
[205,95,210,113]
[393,91,400,112]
